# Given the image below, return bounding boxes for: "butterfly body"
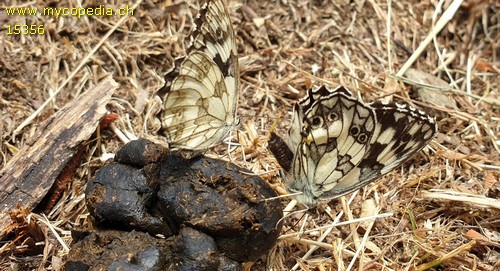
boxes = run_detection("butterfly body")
[270,86,437,207]
[158,0,238,150]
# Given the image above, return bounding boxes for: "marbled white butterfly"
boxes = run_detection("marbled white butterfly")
[157,0,239,150]
[269,85,437,207]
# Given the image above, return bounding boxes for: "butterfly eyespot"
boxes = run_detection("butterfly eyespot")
[275,85,437,207]
[311,116,323,128]
[328,112,339,121]
[358,133,368,143]
[350,126,360,136]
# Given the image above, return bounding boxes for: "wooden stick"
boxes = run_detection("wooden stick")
[0,77,118,239]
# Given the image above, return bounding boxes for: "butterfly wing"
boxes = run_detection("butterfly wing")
[161,51,235,149]
[277,85,437,207]
[320,100,437,201]
[356,102,437,179]
[288,86,377,206]
[159,0,238,150]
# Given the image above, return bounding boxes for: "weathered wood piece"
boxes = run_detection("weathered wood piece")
[0,77,118,239]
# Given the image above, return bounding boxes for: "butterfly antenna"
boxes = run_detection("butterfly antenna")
[263,192,301,204]
[276,204,308,236]
[298,213,309,241]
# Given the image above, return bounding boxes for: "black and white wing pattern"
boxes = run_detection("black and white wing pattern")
[157,0,239,150]
[269,85,437,207]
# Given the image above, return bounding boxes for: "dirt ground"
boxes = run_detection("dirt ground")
[1,0,499,270]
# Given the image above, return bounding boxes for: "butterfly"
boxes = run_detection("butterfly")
[269,85,437,207]
[157,0,239,150]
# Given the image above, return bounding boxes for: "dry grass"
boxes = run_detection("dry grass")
[1,0,499,270]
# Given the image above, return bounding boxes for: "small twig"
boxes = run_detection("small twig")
[279,212,393,239]
[396,0,463,77]
[431,0,461,90]
[422,189,500,209]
